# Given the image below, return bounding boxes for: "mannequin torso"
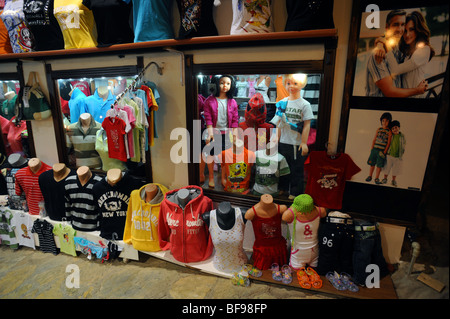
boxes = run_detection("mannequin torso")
[245,194,287,220]
[203,201,246,231]
[79,113,92,134]
[53,163,70,182]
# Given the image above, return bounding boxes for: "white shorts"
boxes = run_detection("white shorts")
[383,155,402,176]
[289,244,319,270]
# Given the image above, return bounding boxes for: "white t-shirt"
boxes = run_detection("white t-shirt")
[230,0,274,34]
[216,97,228,130]
[11,212,36,249]
[253,150,290,195]
[279,97,314,145]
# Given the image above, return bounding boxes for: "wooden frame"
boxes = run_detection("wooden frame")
[339,0,449,224]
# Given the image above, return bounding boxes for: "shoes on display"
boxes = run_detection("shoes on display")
[281,265,292,284]
[243,264,262,277]
[296,267,312,289]
[231,270,250,287]
[306,267,322,289]
[271,263,283,281]
[326,271,346,291]
[340,272,359,292]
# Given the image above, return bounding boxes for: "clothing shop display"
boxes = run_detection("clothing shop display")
[93,172,144,240]
[123,0,174,43]
[203,94,239,131]
[52,222,77,256]
[1,0,34,53]
[0,10,13,54]
[255,77,271,103]
[101,116,127,162]
[68,88,87,124]
[176,0,218,39]
[229,0,274,35]
[95,128,126,172]
[158,186,213,263]
[285,0,334,31]
[66,115,102,169]
[1,93,16,120]
[0,208,19,249]
[123,183,169,252]
[304,151,361,210]
[316,212,354,276]
[5,117,27,155]
[82,0,133,47]
[14,160,51,215]
[219,146,255,193]
[253,149,290,197]
[23,0,64,51]
[275,75,288,102]
[236,79,248,97]
[10,211,35,249]
[38,167,75,221]
[84,88,116,123]
[53,0,97,49]
[64,172,102,231]
[1,154,28,211]
[31,219,58,254]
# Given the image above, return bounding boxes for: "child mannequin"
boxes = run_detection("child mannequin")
[282,194,326,269]
[203,75,239,188]
[245,194,288,270]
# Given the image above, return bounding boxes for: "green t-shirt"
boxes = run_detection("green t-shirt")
[53,223,77,257]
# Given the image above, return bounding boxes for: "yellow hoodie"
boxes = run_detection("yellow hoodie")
[123,183,169,252]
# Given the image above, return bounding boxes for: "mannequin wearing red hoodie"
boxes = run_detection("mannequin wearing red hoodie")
[238,92,274,152]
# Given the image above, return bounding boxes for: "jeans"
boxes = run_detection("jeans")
[352,219,389,286]
[278,142,305,196]
[317,216,354,275]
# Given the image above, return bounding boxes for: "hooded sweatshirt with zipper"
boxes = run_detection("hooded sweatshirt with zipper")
[123,183,169,252]
[158,185,213,263]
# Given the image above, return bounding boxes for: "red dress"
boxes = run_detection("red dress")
[251,205,287,270]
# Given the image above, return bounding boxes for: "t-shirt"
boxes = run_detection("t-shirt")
[53,0,97,49]
[11,212,35,249]
[101,116,127,162]
[66,118,102,169]
[6,117,27,155]
[304,151,361,210]
[0,0,35,53]
[23,0,65,51]
[276,97,314,146]
[84,89,116,123]
[38,169,76,221]
[32,219,58,254]
[230,0,274,35]
[15,162,52,215]
[95,128,127,171]
[0,10,13,54]
[52,223,77,256]
[253,150,290,196]
[219,147,256,193]
[176,0,218,39]
[0,209,19,249]
[123,0,174,42]
[82,0,133,47]
[1,94,17,120]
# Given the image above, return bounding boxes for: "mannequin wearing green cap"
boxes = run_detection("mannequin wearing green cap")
[282,194,326,269]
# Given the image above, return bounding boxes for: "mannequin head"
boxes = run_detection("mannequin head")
[285,73,307,98]
[214,74,236,99]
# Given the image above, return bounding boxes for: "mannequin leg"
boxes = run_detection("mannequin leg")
[207,161,215,187]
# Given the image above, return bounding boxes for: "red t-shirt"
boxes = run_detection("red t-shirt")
[304,151,361,210]
[15,162,52,215]
[102,116,127,162]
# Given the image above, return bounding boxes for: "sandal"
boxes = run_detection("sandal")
[340,272,359,292]
[306,267,323,289]
[271,263,283,281]
[281,265,292,284]
[231,270,250,287]
[243,264,262,278]
[296,267,312,289]
[326,271,346,291]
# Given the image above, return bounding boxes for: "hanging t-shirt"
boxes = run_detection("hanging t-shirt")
[0,209,19,249]
[23,0,65,51]
[218,147,256,193]
[176,0,218,39]
[1,94,17,120]
[11,211,36,249]
[53,0,97,49]
[15,162,52,215]
[0,9,13,54]
[32,219,58,254]
[70,80,91,97]
[230,0,274,35]
[101,116,127,162]
[0,0,35,53]
[52,223,77,256]
[304,151,361,210]
[253,150,290,196]
[6,117,27,155]
[95,128,126,171]
[82,0,133,47]
[123,0,174,42]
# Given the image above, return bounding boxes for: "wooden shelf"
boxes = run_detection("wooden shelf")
[0,29,337,62]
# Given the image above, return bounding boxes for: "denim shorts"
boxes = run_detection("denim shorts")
[316,216,355,276]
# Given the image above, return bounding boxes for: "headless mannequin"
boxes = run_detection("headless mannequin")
[245,194,288,221]
[256,75,271,88]
[97,86,109,101]
[203,201,246,231]
[28,158,42,174]
[77,166,92,187]
[53,163,70,182]
[107,168,122,186]
[265,139,278,156]
[175,188,191,208]
[79,113,92,134]
[282,200,327,223]
[145,184,158,203]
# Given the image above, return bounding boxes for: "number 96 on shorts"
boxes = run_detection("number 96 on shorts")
[227,303,267,314]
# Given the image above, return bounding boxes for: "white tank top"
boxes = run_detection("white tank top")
[288,214,321,250]
[209,207,247,273]
[255,79,271,103]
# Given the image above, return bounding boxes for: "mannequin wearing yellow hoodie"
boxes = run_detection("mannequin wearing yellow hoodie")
[123,183,169,252]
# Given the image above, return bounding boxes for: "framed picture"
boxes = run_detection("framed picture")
[339,0,449,223]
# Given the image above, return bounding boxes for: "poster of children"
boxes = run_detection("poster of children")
[352,5,449,99]
[344,109,437,190]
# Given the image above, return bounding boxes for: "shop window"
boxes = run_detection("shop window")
[188,60,334,207]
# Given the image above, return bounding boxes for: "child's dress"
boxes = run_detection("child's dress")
[248,79,256,97]
[250,205,287,270]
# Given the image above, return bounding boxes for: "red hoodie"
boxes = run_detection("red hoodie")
[158,186,214,263]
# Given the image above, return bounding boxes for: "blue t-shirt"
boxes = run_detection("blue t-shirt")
[123,0,174,42]
[69,88,87,124]
[84,89,116,123]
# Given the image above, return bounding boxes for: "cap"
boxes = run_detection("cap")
[291,194,314,214]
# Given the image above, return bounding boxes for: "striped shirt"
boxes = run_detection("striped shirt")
[14,162,52,215]
[66,119,102,169]
[32,219,58,255]
[64,173,103,231]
